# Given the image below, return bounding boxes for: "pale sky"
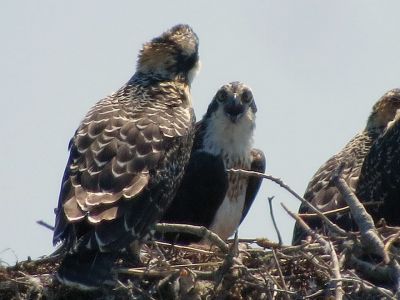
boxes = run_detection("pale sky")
[2,1,400,264]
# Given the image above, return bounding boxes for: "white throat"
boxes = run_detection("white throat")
[203,107,255,163]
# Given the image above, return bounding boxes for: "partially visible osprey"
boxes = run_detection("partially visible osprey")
[160,82,265,244]
[357,89,400,226]
[53,24,200,289]
[292,89,400,245]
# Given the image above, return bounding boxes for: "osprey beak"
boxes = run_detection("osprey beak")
[224,95,245,123]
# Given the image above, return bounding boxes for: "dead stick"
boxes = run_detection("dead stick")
[272,248,290,300]
[298,201,384,218]
[36,220,54,231]
[329,241,343,300]
[332,164,389,263]
[228,169,349,238]
[282,201,344,298]
[155,223,228,253]
[268,196,282,245]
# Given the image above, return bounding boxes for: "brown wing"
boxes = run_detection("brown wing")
[292,131,377,245]
[191,120,206,151]
[240,148,266,224]
[54,83,194,250]
[357,115,400,226]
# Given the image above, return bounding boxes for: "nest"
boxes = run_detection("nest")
[1,170,399,299]
[1,224,400,300]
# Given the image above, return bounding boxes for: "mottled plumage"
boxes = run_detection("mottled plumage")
[357,89,400,226]
[53,24,200,289]
[160,82,266,244]
[292,89,400,245]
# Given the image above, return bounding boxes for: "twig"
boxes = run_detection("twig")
[281,203,330,251]
[228,169,349,238]
[332,164,389,263]
[282,202,344,298]
[36,220,54,231]
[303,289,325,299]
[348,255,395,283]
[272,248,290,300]
[330,277,396,299]
[118,280,156,300]
[298,201,384,218]
[268,196,282,245]
[0,248,18,266]
[213,234,239,298]
[116,267,215,280]
[384,230,400,254]
[154,241,214,254]
[119,261,222,271]
[155,223,228,253]
[329,241,343,300]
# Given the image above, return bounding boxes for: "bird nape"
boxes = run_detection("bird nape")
[159,82,266,244]
[292,88,400,245]
[53,24,200,290]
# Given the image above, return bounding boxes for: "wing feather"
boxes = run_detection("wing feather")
[357,116,400,226]
[159,149,229,244]
[240,148,266,224]
[292,131,377,245]
[54,83,195,250]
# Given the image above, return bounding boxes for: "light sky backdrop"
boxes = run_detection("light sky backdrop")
[2,1,400,264]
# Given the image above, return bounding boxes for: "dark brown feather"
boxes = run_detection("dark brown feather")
[357,112,400,226]
[241,149,266,224]
[292,88,400,245]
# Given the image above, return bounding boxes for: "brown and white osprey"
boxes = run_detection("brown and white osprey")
[160,82,265,244]
[292,89,400,245]
[356,89,400,226]
[53,24,200,289]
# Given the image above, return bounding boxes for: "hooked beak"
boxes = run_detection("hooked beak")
[224,96,245,123]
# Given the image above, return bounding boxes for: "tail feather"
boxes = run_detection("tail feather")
[56,251,117,290]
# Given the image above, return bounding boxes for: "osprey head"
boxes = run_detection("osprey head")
[367,88,400,132]
[202,82,256,156]
[137,24,200,83]
[207,82,257,123]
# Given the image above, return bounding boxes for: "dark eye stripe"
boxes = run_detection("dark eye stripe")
[241,90,253,103]
[217,90,229,102]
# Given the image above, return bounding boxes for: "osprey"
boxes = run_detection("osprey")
[356,89,400,226]
[292,89,400,245]
[53,24,200,289]
[160,82,265,244]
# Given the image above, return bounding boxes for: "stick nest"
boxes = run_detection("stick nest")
[1,225,400,300]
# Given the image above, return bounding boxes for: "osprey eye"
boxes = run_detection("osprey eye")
[241,90,253,104]
[217,90,228,103]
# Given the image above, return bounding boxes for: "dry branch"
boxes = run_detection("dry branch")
[332,164,389,263]
[2,169,400,299]
[155,223,229,253]
[228,168,350,238]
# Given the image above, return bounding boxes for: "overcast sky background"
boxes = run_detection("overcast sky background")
[2,1,400,264]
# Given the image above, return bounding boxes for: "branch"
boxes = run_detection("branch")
[330,276,396,299]
[282,203,344,299]
[331,164,389,263]
[228,169,349,238]
[329,241,343,300]
[155,223,228,253]
[298,201,384,219]
[116,263,218,280]
[272,248,290,300]
[268,196,282,245]
[281,203,329,251]
[36,220,54,231]
[153,241,214,254]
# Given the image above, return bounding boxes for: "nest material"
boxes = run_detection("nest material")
[2,171,399,299]
[1,226,400,300]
